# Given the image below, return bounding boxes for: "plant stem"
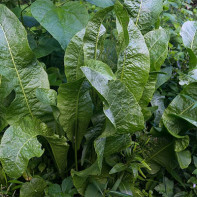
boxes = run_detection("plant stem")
[74,120,78,171]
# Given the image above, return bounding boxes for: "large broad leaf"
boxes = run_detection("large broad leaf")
[123,0,163,34]
[31,0,89,50]
[162,83,197,137]
[0,5,52,124]
[57,79,93,150]
[139,29,169,107]
[64,29,85,82]
[86,0,115,8]
[116,19,150,101]
[83,6,113,60]
[180,21,197,58]
[81,60,144,134]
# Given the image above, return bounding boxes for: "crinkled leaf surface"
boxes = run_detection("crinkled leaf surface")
[0,118,47,178]
[86,0,115,8]
[139,29,169,107]
[117,19,150,101]
[64,29,85,82]
[162,83,197,137]
[83,6,113,60]
[81,60,144,134]
[0,4,52,124]
[123,0,163,33]
[31,0,89,50]
[57,79,93,150]
[181,21,197,58]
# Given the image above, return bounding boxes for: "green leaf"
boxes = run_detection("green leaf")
[114,1,129,53]
[144,29,169,71]
[20,177,47,197]
[181,21,197,58]
[162,83,197,137]
[0,4,52,124]
[154,177,174,197]
[174,135,189,152]
[156,66,173,89]
[61,177,73,193]
[81,61,144,134]
[123,0,163,34]
[64,29,85,82]
[116,19,150,101]
[85,184,102,197]
[31,0,89,50]
[83,6,113,60]
[57,79,93,150]
[109,163,127,174]
[109,191,133,197]
[176,150,191,169]
[86,0,115,8]
[0,118,46,178]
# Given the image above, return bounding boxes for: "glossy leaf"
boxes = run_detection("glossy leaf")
[181,21,197,58]
[83,6,113,60]
[117,19,150,101]
[123,0,163,33]
[64,29,85,82]
[0,4,52,124]
[82,62,144,134]
[86,0,115,8]
[176,150,191,169]
[162,83,197,137]
[31,0,89,50]
[57,79,93,150]
[109,163,127,174]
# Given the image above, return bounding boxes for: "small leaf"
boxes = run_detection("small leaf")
[86,0,115,8]
[176,150,191,169]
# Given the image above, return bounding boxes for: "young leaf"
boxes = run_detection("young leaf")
[64,29,85,82]
[181,21,197,58]
[31,0,89,50]
[0,4,52,124]
[116,19,150,101]
[57,79,93,150]
[123,0,163,33]
[176,150,191,169]
[83,6,113,60]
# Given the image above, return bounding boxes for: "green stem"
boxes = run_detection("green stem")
[74,120,78,171]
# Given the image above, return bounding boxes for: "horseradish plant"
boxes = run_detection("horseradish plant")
[0,0,196,195]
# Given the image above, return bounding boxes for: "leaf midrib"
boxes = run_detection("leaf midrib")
[0,24,33,118]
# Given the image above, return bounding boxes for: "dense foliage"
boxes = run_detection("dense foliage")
[0,0,197,196]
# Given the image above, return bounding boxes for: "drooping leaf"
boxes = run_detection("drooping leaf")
[0,4,52,124]
[20,177,47,197]
[83,6,113,60]
[180,21,197,58]
[176,150,191,169]
[31,0,89,50]
[86,0,115,8]
[162,83,197,137]
[57,79,93,150]
[85,184,102,197]
[0,118,46,178]
[123,0,163,34]
[82,62,144,134]
[64,29,85,82]
[116,19,150,101]
[109,163,127,174]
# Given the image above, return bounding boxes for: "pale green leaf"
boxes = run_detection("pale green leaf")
[86,0,115,8]
[176,150,191,169]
